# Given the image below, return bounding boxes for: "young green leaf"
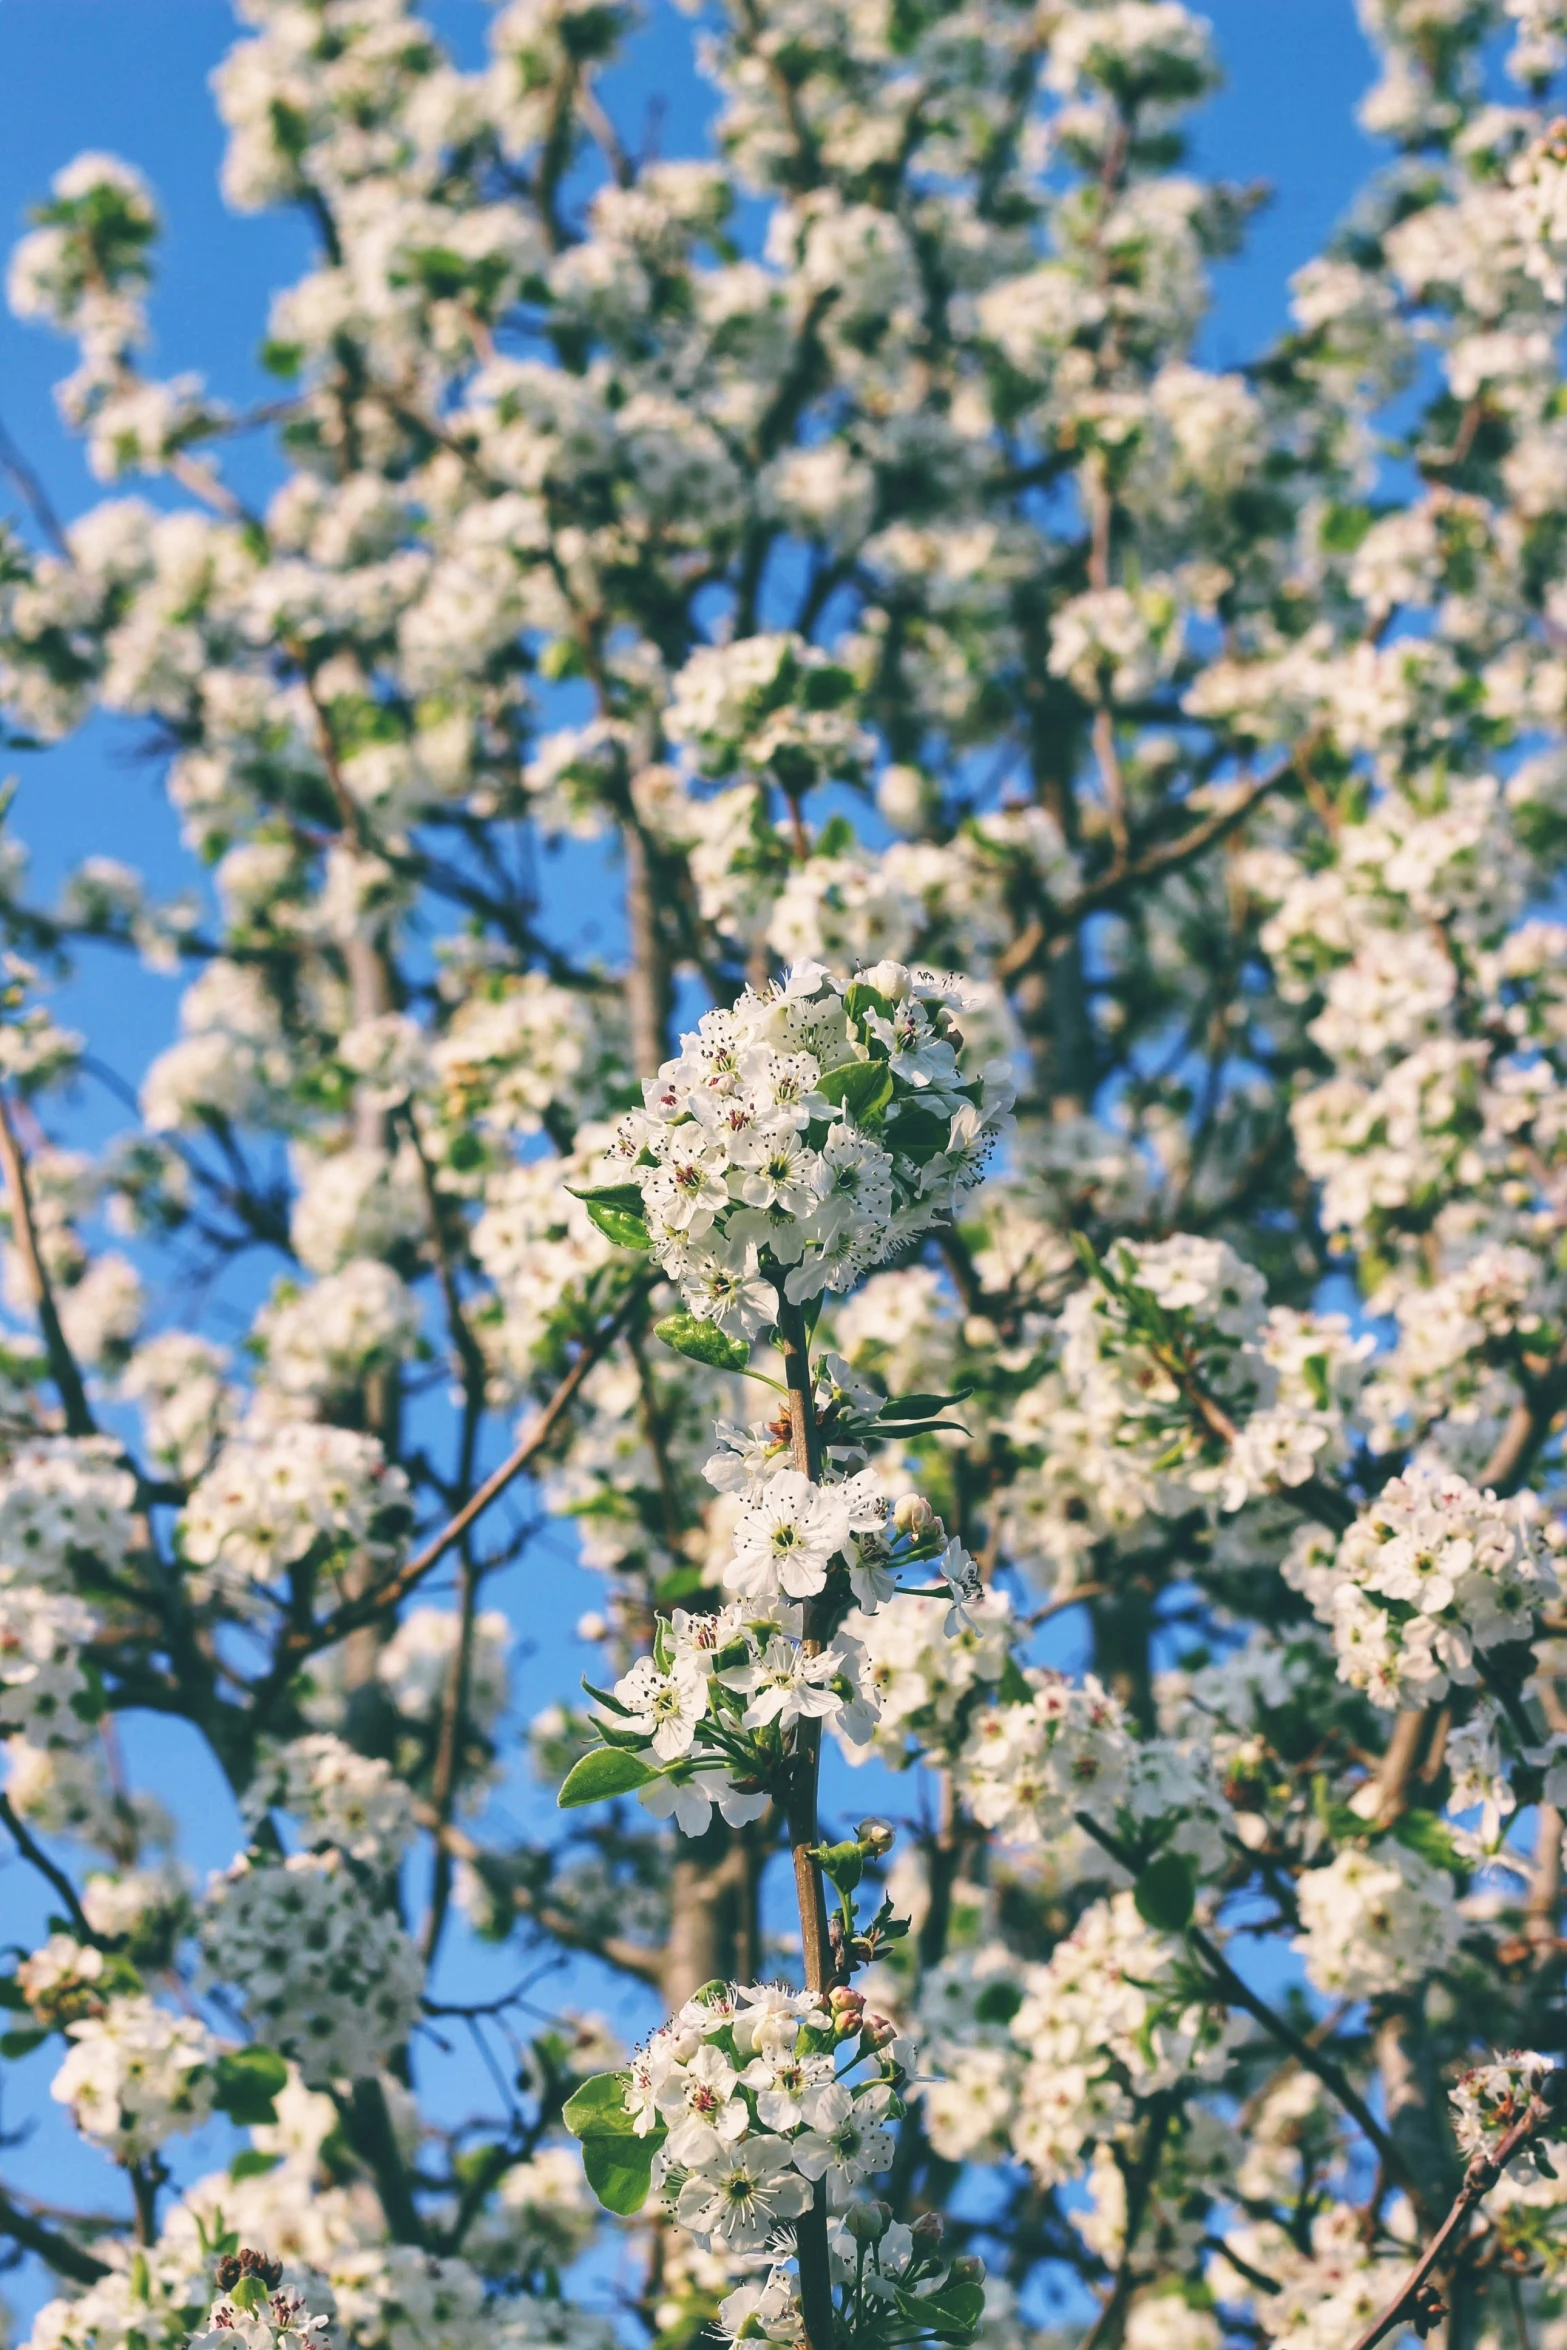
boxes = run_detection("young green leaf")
[580,2131,658,2216]
[654,1311,749,1371]
[1133,1850,1197,1935]
[557,1747,659,1808]
[563,2070,640,2136]
[564,2070,664,2216]
[818,1059,894,1122]
[212,2045,289,2126]
[584,1199,652,1250]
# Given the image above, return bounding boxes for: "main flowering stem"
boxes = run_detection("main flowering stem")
[776,1292,836,2350]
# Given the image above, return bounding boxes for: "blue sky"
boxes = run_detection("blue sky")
[0,0,1388,2322]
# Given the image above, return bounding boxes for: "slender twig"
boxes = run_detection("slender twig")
[0,414,69,558]
[0,1791,103,1945]
[290,1276,653,1656]
[0,1089,95,1436]
[1073,1810,1416,2198]
[416,1809,664,1983]
[1346,2076,1565,2350]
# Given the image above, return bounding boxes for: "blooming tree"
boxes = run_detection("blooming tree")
[10,5,1567,2350]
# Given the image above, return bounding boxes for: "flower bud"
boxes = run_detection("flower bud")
[861,2010,897,2050]
[910,2213,946,2249]
[856,1817,895,1856]
[844,2200,892,2245]
[894,1493,938,1538]
[948,2257,985,2286]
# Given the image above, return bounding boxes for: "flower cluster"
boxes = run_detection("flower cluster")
[624,1980,904,2252]
[596,1597,873,1835]
[50,1995,219,2161]
[840,1589,1013,1768]
[0,1437,137,1586]
[1451,2052,1560,2176]
[243,1736,418,1869]
[1293,1843,1463,1999]
[179,1430,412,1615]
[200,1850,423,2084]
[1061,1239,1366,1517]
[601,960,1013,1327]
[1288,1462,1563,1708]
[953,1671,1130,1847]
[1008,1894,1235,2187]
[189,2279,332,2350]
[0,1584,97,1745]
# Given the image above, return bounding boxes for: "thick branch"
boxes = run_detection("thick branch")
[0,2187,110,2285]
[775,1292,835,2350]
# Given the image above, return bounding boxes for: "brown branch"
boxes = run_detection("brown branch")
[1346,2075,1565,2350]
[1075,2096,1174,2350]
[1187,1919,1420,2201]
[1061,758,1299,937]
[335,2076,425,2247]
[1478,1347,1567,1498]
[0,1791,102,1945]
[0,1089,95,1436]
[1073,1810,1417,2199]
[405,1105,491,1968]
[0,2186,110,2284]
[776,1292,835,2350]
[289,1276,652,1660]
[0,413,69,558]
[417,1810,664,1984]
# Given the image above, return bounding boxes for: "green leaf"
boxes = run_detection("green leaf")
[212,2045,288,2126]
[557,1747,659,1808]
[654,1312,749,1372]
[866,1418,972,1441]
[580,2131,658,2216]
[229,2150,283,2182]
[0,2025,49,2059]
[883,1389,973,1420]
[653,1564,708,1606]
[1309,1772,1364,1845]
[973,1981,1024,2027]
[581,1676,633,1716]
[1133,1850,1197,1935]
[997,1657,1033,1706]
[565,1181,645,1210]
[891,2281,986,2344]
[1392,1808,1465,1882]
[584,1200,652,1251]
[1069,1229,1103,1283]
[818,1059,894,1123]
[564,2071,663,2215]
[563,2070,639,2137]
[845,980,896,1032]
